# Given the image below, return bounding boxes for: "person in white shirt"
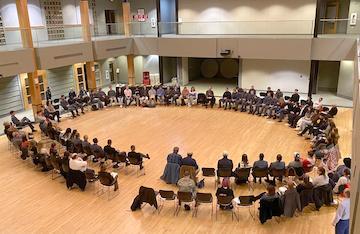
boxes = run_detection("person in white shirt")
[333,189,350,234]
[312,167,329,188]
[124,86,133,107]
[314,97,323,110]
[333,169,350,194]
[69,153,87,172]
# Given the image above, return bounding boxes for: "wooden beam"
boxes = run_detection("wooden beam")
[85,62,97,91]
[122,2,131,37]
[16,0,42,115]
[80,0,96,90]
[80,0,91,42]
[127,55,135,85]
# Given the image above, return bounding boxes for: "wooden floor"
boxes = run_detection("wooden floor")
[0,106,352,234]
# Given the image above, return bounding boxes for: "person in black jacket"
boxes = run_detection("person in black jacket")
[219,88,232,110]
[216,178,234,209]
[45,87,52,101]
[127,145,150,170]
[217,151,233,179]
[290,89,300,103]
[181,153,199,172]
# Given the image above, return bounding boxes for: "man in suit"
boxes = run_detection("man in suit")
[217,151,233,171]
[181,152,199,172]
[60,95,77,118]
[219,88,232,110]
[252,153,269,183]
[127,145,150,170]
[10,111,36,132]
[91,138,104,163]
[217,151,233,180]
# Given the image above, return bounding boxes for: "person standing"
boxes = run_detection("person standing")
[333,189,350,234]
[45,87,52,101]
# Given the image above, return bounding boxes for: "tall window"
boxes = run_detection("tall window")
[0,13,6,45]
[41,0,65,40]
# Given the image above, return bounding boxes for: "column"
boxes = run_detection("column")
[16,0,42,116]
[80,0,97,91]
[122,1,136,85]
[350,41,360,234]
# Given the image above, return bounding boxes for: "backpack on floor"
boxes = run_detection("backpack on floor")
[91,104,99,111]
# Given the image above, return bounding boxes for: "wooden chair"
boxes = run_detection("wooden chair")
[202,167,216,188]
[235,196,256,220]
[128,156,145,176]
[216,195,237,221]
[270,168,286,184]
[193,192,213,218]
[175,191,194,216]
[234,167,253,191]
[97,172,118,200]
[252,168,269,184]
[179,165,197,183]
[158,190,177,214]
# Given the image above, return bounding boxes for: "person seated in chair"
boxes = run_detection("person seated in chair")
[69,153,88,173]
[148,86,157,101]
[205,86,216,108]
[99,163,119,191]
[104,139,124,168]
[290,89,300,103]
[219,88,232,110]
[108,85,117,106]
[68,95,84,115]
[260,184,279,202]
[296,175,313,194]
[248,85,256,96]
[156,85,165,104]
[180,86,189,106]
[10,110,36,132]
[124,85,133,107]
[333,169,350,194]
[288,152,303,169]
[269,154,286,182]
[82,135,91,152]
[181,152,199,173]
[44,100,61,122]
[188,87,197,107]
[167,147,182,165]
[91,138,104,163]
[312,167,329,188]
[252,153,268,183]
[270,154,286,171]
[216,178,234,209]
[217,151,233,179]
[127,145,150,170]
[177,170,197,208]
[60,95,78,118]
[327,105,338,118]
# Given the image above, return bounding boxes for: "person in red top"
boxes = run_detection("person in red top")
[302,152,315,172]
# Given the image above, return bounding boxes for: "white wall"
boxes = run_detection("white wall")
[337,60,354,99]
[130,0,157,35]
[317,61,340,92]
[178,0,316,34]
[347,0,360,34]
[242,59,310,93]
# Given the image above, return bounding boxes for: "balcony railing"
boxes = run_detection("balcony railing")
[0,19,359,50]
[158,20,315,35]
[319,18,360,35]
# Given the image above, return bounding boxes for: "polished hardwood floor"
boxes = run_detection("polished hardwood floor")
[0,106,352,233]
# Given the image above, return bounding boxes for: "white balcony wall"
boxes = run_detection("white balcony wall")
[242,59,310,93]
[178,0,316,35]
[337,60,355,99]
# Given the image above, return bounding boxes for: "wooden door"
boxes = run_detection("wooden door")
[105,10,116,35]
[19,71,48,110]
[73,63,87,93]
